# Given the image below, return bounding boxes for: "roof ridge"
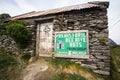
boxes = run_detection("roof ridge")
[11,1,109,20]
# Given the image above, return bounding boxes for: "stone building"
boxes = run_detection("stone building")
[10,1,109,75]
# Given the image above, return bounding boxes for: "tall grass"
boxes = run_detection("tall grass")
[53,73,86,80]
[110,46,120,80]
[0,47,22,80]
[0,54,20,80]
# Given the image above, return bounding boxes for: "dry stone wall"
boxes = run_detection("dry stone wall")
[0,26,36,55]
[0,35,19,52]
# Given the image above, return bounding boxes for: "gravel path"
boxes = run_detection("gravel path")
[20,60,48,80]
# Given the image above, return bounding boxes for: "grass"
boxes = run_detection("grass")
[0,47,23,80]
[53,73,86,80]
[110,46,120,80]
[0,53,20,80]
[21,53,31,62]
[50,58,72,68]
[49,58,104,80]
[0,45,120,80]
[45,46,120,80]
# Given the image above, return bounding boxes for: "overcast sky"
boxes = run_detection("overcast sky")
[0,0,120,44]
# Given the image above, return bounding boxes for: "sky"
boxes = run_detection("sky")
[0,0,120,44]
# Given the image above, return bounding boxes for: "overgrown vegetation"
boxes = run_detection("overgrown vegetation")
[110,46,120,80]
[0,48,21,80]
[50,58,72,68]
[0,20,30,48]
[6,20,30,48]
[49,58,103,80]
[98,38,108,45]
[21,53,31,62]
[53,73,86,80]
[0,47,33,80]
[0,13,11,23]
[0,54,19,80]
[0,23,7,35]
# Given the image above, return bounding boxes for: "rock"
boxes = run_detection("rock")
[93,70,110,75]
[118,69,120,73]
[28,57,37,63]
[95,55,108,59]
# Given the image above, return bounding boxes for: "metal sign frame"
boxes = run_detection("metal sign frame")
[54,30,89,58]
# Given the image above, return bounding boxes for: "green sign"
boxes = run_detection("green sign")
[55,31,88,56]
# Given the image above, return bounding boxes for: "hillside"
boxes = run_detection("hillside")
[0,46,120,80]
[19,58,105,80]
[0,48,22,80]
[110,46,120,80]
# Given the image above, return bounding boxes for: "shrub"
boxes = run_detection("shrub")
[0,13,11,23]
[0,23,7,35]
[0,53,19,80]
[6,20,30,48]
[21,53,31,62]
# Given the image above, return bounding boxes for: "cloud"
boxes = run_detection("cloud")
[14,0,37,12]
[53,0,109,10]
[109,22,120,45]
[0,0,37,16]
[1,0,120,44]
[53,0,89,8]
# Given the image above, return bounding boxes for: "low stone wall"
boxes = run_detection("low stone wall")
[0,26,36,55]
[0,35,19,52]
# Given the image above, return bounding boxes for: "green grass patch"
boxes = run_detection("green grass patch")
[21,53,31,63]
[49,58,103,80]
[0,47,23,80]
[49,58,73,68]
[110,46,120,80]
[0,53,20,80]
[53,73,86,80]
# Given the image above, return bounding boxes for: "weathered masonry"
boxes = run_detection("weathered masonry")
[11,1,109,75]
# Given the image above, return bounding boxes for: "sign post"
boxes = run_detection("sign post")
[55,30,89,58]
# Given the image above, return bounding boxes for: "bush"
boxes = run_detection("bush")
[21,53,31,62]
[0,13,11,23]
[6,20,30,48]
[0,53,19,80]
[0,24,7,35]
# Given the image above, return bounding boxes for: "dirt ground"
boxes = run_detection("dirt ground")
[19,59,56,80]
[18,58,104,80]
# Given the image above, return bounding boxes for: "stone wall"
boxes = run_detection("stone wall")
[0,35,19,52]
[52,7,110,75]
[0,26,36,55]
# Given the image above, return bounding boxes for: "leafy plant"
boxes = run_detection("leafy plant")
[6,20,30,48]
[0,13,11,23]
[21,53,31,62]
[0,23,7,35]
[0,53,19,80]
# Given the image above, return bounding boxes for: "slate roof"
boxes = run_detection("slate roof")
[11,2,100,20]
[108,38,117,46]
